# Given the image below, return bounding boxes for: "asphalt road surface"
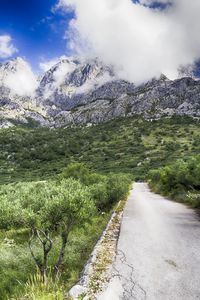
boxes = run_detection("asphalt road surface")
[98,183,200,300]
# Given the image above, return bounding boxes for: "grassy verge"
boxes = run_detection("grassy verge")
[87,196,130,298]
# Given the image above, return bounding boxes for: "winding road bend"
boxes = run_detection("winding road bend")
[98,183,200,300]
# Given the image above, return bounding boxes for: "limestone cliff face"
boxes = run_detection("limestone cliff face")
[0,57,199,128]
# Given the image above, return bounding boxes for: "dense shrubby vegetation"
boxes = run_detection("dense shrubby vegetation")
[0,116,199,298]
[0,117,199,184]
[60,163,132,210]
[148,155,200,207]
[0,164,131,299]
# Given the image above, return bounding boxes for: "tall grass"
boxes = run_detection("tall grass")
[21,273,64,300]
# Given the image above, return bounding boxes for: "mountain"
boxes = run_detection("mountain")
[0,57,49,128]
[0,57,200,128]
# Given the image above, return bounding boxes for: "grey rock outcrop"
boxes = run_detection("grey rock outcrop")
[0,57,200,128]
[49,76,200,127]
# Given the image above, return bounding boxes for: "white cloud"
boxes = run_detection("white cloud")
[2,58,38,96]
[75,71,113,94]
[42,58,77,98]
[39,55,70,72]
[53,59,75,84]
[140,0,170,4]
[57,0,200,83]
[0,35,18,59]
[39,58,61,72]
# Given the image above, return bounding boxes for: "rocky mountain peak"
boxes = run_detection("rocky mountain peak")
[40,58,78,88]
[0,57,29,75]
[0,56,200,129]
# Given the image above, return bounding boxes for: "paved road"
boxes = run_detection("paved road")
[98,183,200,300]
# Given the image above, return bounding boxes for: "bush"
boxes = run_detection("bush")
[0,178,96,283]
[186,192,200,208]
[89,182,109,211]
[148,169,161,183]
[60,163,105,186]
[148,155,200,207]
[60,163,91,185]
[0,166,133,298]
[106,173,132,205]
[60,164,132,210]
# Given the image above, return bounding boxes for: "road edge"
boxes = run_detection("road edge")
[66,196,130,300]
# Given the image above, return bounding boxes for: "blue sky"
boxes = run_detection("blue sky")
[0,0,168,72]
[0,0,74,71]
[0,0,199,78]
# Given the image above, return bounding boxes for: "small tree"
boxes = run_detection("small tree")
[60,163,91,185]
[106,173,132,205]
[60,162,105,186]
[0,179,96,282]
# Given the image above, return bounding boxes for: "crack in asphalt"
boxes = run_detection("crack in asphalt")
[112,249,146,300]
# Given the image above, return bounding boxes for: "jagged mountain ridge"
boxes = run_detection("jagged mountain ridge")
[0,57,200,128]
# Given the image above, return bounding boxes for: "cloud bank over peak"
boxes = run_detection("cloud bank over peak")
[57,0,200,84]
[0,57,39,96]
[39,55,72,72]
[0,35,18,59]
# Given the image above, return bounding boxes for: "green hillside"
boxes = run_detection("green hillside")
[0,116,199,185]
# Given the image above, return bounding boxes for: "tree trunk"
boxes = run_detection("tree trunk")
[29,228,52,284]
[54,230,69,277]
